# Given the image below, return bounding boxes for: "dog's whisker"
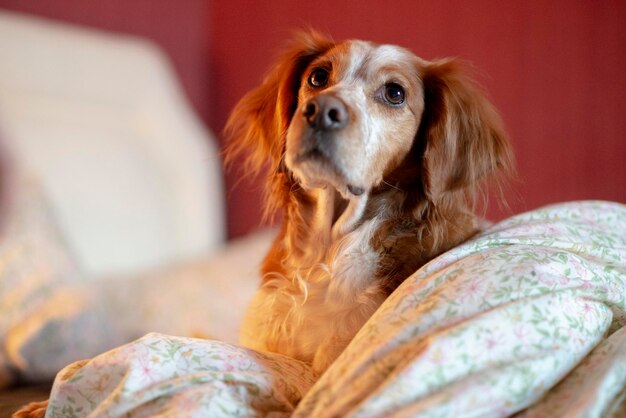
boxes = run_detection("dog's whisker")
[381,180,402,192]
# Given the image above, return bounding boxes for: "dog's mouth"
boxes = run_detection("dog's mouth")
[292,146,365,197]
[295,147,330,165]
[293,146,339,175]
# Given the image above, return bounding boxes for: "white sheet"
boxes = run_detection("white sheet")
[38,201,626,417]
[4,229,274,385]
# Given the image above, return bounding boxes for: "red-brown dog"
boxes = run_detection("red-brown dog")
[227,31,513,374]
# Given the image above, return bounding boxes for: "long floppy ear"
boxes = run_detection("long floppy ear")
[418,59,514,202]
[224,30,334,215]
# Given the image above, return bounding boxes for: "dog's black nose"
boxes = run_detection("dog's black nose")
[303,95,348,131]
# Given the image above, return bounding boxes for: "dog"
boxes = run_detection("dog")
[226,30,513,374]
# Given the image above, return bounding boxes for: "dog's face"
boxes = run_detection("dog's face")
[226,31,512,213]
[285,41,425,198]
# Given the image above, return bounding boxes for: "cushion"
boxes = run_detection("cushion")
[0,173,80,388]
[4,227,273,384]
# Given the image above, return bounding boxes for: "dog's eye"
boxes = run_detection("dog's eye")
[308,68,329,88]
[383,83,405,105]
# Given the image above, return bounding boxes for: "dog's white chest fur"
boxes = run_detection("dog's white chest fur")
[240,197,387,372]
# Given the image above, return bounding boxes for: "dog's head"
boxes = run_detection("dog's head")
[226,31,512,213]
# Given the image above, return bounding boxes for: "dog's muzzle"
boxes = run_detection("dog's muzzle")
[293,94,364,196]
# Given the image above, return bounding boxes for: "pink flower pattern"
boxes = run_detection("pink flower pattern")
[42,201,626,417]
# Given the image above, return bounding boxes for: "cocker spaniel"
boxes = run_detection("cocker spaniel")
[227,30,513,374]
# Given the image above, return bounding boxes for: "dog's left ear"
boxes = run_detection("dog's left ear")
[224,30,334,218]
[225,30,334,177]
[418,59,514,202]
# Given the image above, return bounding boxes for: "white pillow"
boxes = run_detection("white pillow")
[0,172,80,387]
[4,226,273,384]
[0,10,224,278]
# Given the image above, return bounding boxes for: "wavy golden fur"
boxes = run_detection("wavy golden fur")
[226,30,513,372]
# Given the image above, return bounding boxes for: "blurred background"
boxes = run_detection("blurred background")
[0,0,624,238]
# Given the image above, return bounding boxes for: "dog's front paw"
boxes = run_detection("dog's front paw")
[12,400,48,418]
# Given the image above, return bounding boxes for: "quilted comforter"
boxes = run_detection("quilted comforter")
[40,201,626,417]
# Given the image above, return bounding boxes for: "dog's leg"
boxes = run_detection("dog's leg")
[12,400,48,418]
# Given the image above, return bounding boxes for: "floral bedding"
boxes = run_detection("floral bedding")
[41,201,626,417]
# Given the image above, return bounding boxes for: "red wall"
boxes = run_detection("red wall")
[1,1,625,238]
[211,0,626,237]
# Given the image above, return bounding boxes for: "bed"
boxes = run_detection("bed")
[13,200,626,417]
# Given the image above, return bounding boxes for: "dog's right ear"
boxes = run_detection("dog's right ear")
[417,59,514,203]
[224,30,334,179]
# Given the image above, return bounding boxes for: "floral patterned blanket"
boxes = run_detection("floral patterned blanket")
[42,201,626,417]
